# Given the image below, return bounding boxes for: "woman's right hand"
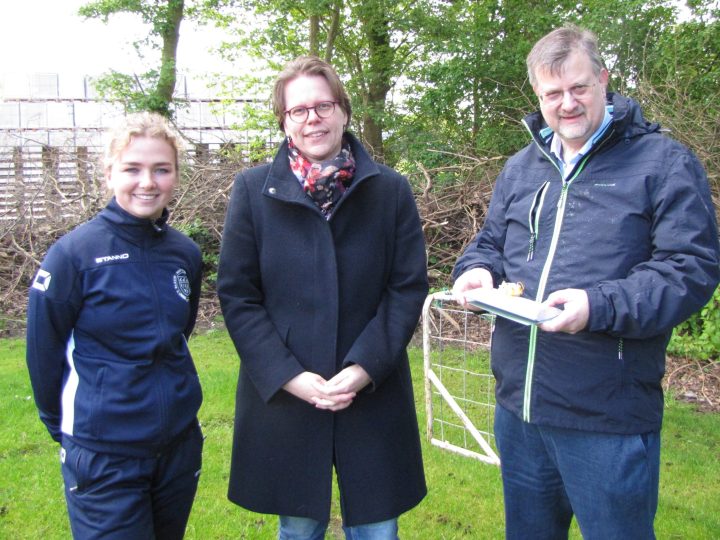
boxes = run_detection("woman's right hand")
[282,371,357,411]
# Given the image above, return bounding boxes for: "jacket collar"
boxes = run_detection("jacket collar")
[99,197,169,245]
[262,132,381,213]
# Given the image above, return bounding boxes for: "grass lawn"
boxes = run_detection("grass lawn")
[1,330,719,539]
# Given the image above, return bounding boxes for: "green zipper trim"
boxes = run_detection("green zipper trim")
[518,120,615,422]
[524,324,538,420]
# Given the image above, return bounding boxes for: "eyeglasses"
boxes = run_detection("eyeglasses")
[539,83,596,105]
[284,101,339,123]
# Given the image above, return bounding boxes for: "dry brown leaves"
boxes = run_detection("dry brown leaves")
[664,356,720,413]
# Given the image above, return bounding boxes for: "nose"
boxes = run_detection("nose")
[139,170,156,188]
[560,91,580,109]
[306,107,321,122]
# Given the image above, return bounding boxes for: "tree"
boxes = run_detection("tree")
[390,0,573,165]
[79,0,186,117]
[388,0,683,168]
[214,0,430,162]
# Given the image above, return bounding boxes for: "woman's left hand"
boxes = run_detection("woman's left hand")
[313,365,372,411]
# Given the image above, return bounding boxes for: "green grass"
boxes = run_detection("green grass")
[2,331,719,539]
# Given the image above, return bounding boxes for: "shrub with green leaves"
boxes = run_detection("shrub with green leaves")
[668,286,720,362]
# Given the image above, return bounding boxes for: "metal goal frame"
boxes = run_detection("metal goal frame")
[422,292,500,466]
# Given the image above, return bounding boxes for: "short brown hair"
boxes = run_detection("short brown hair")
[526,25,605,88]
[103,111,183,173]
[272,56,352,131]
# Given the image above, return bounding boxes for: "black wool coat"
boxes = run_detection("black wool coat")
[217,134,428,526]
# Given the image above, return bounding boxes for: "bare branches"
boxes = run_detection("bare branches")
[411,153,503,288]
[0,147,244,337]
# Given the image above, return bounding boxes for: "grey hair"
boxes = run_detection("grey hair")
[526,25,605,87]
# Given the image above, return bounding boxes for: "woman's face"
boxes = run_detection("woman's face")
[105,136,178,220]
[283,75,347,163]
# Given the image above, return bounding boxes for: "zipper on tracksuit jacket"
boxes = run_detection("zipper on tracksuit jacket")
[519,121,615,423]
[144,241,171,443]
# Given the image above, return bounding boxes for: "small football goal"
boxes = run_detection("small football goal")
[422,292,500,466]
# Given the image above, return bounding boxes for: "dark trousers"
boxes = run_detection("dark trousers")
[60,424,203,540]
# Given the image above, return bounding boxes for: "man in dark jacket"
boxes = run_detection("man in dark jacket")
[452,25,719,539]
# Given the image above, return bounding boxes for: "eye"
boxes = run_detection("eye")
[155,167,171,174]
[544,90,562,102]
[572,84,590,96]
[290,106,308,119]
[317,101,334,112]
[122,167,139,174]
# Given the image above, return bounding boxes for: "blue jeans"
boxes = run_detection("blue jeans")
[494,404,660,540]
[278,515,399,540]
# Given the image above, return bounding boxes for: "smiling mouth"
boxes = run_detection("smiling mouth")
[134,194,158,200]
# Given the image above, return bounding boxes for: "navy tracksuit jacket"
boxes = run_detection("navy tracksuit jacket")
[26,198,203,456]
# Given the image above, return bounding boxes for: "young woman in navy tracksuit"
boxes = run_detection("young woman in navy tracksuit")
[26,112,204,539]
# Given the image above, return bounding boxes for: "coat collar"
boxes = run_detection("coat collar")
[262,133,382,214]
[98,197,169,245]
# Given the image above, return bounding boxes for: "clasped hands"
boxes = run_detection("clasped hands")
[452,267,589,334]
[283,364,371,412]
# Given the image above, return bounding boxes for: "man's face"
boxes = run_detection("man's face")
[534,50,609,155]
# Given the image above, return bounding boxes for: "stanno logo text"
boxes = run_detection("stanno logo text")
[95,253,130,264]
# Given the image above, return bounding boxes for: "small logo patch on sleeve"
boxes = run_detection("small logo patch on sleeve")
[173,269,191,301]
[31,269,52,292]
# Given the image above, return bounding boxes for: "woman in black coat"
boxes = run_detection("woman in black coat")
[217,56,428,539]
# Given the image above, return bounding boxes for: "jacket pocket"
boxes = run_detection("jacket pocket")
[276,323,290,346]
[89,366,106,438]
[527,181,551,261]
[60,438,89,493]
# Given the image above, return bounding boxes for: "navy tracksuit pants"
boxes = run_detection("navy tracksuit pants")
[60,423,203,539]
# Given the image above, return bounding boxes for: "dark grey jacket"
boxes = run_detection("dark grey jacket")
[454,94,719,434]
[217,134,428,526]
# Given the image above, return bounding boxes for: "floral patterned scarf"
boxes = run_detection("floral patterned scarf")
[287,137,356,219]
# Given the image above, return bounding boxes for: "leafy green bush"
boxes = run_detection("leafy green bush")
[668,286,720,362]
[176,219,220,288]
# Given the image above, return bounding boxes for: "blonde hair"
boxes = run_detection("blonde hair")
[272,56,352,131]
[103,111,183,173]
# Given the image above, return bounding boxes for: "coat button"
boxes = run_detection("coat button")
[269,187,277,194]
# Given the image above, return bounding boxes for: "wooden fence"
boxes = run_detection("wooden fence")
[0,141,276,224]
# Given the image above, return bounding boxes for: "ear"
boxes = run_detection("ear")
[599,68,609,88]
[104,167,113,189]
